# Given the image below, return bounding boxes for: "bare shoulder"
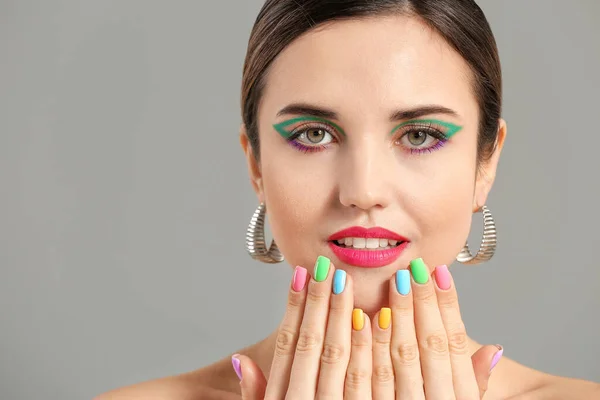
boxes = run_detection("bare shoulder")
[508,376,600,400]
[93,361,240,400]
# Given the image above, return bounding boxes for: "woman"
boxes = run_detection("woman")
[97,0,599,399]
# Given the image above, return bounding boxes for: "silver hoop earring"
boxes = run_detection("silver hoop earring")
[456,205,496,265]
[246,203,284,264]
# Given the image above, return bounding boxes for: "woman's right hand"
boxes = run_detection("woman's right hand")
[233,255,385,399]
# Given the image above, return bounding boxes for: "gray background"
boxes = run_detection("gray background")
[1,0,599,399]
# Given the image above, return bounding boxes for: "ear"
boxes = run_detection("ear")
[239,124,265,203]
[473,118,507,212]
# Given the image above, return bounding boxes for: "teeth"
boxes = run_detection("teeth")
[366,238,379,249]
[333,237,402,249]
[353,238,366,249]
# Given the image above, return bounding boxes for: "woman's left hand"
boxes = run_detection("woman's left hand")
[372,258,503,399]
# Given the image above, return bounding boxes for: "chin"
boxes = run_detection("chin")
[345,266,394,316]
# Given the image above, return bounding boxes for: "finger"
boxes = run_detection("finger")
[316,269,353,398]
[233,354,267,400]
[371,307,395,399]
[410,258,454,399]
[390,270,425,399]
[264,265,309,400]
[344,309,372,400]
[433,265,479,399]
[472,344,503,398]
[287,256,334,398]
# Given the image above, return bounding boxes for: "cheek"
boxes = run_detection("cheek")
[259,143,332,267]
[408,155,476,266]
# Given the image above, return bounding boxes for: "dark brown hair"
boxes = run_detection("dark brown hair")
[241,0,502,165]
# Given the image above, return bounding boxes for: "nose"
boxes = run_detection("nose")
[338,143,393,211]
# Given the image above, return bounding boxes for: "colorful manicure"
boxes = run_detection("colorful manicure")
[352,308,364,331]
[314,256,331,282]
[333,269,346,294]
[379,307,391,330]
[434,265,451,290]
[231,354,242,380]
[396,270,411,295]
[490,345,504,371]
[410,258,429,284]
[292,266,307,292]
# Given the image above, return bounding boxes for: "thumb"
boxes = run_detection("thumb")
[471,344,503,398]
[231,354,267,400]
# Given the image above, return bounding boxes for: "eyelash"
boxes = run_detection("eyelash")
[285,122,449,155]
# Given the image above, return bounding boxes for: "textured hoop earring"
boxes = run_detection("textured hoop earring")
[456,205,496,265]
[246,203,284,263]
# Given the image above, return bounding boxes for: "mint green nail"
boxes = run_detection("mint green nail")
[410,258,429,284]
[314,256,331,282]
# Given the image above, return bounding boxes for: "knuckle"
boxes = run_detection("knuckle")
[373,364,395,383]
[392,342,419,366]
[373,335,391,347]
[414,287,437,302]
[447,329,469,355]
[345,368,370,390]
[306,287,327,305]
[320,342,345,365]
[287,291,305,309]
[296,330,322,353]
[328,297,346,312]
[438,291,459,309]
[274,327,296,357]
[422,332,449,357]
[392,303,412,316]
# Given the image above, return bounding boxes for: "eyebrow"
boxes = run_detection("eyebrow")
[276,103,460,121]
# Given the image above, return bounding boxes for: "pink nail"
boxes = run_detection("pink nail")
[434,265,451,290]
[292,266,307,292]
[232,354,242,380]
[490,345,503,371]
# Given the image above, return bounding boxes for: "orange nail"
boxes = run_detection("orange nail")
[378,307,391,330]
[352,308,364,331]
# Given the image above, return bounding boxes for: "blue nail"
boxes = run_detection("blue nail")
[396,270,411,295]
[333,270,347,295]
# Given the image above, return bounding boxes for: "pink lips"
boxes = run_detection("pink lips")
[328,226,409,268]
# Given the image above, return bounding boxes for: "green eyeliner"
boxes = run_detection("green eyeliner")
[273,116,346,139]
[390,119,463,138]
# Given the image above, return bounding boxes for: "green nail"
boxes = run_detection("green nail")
[314,256,331,282]
[410,258,429,284]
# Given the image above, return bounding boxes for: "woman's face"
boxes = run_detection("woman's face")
[242,15,505,314]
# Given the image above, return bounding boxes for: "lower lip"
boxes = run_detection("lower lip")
[328,241,409,268]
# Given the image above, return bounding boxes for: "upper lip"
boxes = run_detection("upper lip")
[328,226,408,242]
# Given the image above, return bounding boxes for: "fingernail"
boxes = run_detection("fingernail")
[231,354,242,380]
[292,266,307,292]
[410,258,429,284]
[314,255,330,282]
[333,269,346,294]
[490,345,503,372]
[434,265,451,290]
[396,269,411,295]
[352,308,364,331]
[378,307,391,329]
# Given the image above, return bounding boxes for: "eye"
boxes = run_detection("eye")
[290,124,335,147]
[395,126,448,152]
[402,129,436,147]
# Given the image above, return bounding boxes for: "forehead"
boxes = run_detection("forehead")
[261,15,477,120]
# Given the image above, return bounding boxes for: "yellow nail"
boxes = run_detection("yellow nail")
[352,308,364,331]
[378,307,391,330]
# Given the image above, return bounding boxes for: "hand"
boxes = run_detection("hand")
[233,256,503,399]
[235,255,374,399]
[382,258,503,399]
